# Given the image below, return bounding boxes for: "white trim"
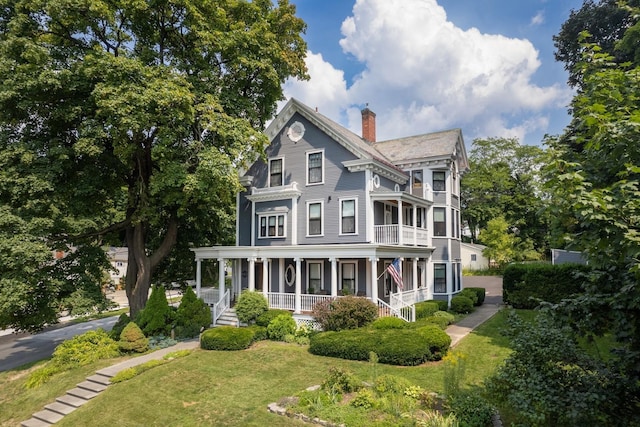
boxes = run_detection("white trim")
[285,264,295,287]
[268,156,285,188]
[306,149,325,186]
[306,199,324,237]
[338,196,358,236]
[307,260,324,292]
[257,212,287,239]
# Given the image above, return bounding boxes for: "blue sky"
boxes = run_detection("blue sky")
[280,0,585,146]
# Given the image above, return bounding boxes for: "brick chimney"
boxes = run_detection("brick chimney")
[361,107,376,143]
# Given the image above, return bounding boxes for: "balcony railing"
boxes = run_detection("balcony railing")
[374,224,429,246]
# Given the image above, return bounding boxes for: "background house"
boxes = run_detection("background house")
[460,242,489,271]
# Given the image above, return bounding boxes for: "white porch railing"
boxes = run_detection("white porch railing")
[301,294,334,312]
[374,224,429,246]
[201,288,220,305]
[211,289,230,325]
[377,298,415,322]
[267,292,335,311]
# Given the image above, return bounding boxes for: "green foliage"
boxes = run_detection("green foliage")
[322,367,361,393]
[135,286,175,336]
[426,299,449,311]
[118,322,149,353]
[311,296,378,331]
[234,291,268,324]
[175,286,210,338]
[485,311,620,426]
[255,309,292,327]
[309,327,450,365]
[0,0,308,328]
[502,263,590,309]
[415,301,440,319]
[371,317,409,329]
[419,316,450,330]
[247,325,268,342]
[148,335,177,350]
[110,359,167,383]
[109,313,131,340]
[450,296,474,314]
[200,326,254,351]
[433,311,456,324]
[25,329,119,388]
[442,351,467,399]
[350,388,376,409]
[478,216,516,267]
[266,314,297,341]
[464,287,486,306]
[447,389,495,427]
[458,289,479,306]
[374,375,412,395]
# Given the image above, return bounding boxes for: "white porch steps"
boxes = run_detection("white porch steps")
[214,308,246,327]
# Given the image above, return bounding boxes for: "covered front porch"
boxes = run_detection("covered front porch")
[191,244,435,324]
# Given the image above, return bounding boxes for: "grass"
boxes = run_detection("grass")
[0,309,524,427]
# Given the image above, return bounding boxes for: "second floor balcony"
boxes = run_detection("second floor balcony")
[374,224,430,246]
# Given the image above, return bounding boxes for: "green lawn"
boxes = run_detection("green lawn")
[1,309,523,427]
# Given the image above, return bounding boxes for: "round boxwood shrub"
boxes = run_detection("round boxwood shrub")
[267,314,297,341]
[464,287,486,306]
[175,286,211,338]
[451,295,474,314]
[312,296,378,331]
[119,322,149,353]
[247,325,268,342]
[200,326,255,350]
[136,285,175,336]
[256,309,292,327]
[415,301,440,320]
[425,299,449,311]
[420,315,450,329]
[433,310,455,324]
[371,316,409,329]
[459,288,479,306]
[416,325,451,360]
[234,291,268,324]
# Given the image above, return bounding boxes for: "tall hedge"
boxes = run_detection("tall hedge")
[135,285,175,336]
[175,287,211,338]
[502,263,591,309]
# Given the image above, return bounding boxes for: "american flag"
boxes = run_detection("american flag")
[386,258,404,291]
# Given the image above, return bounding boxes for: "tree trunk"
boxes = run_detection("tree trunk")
[125,217,179,318]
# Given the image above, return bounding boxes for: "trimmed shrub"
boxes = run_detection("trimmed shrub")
[426,299,449,311]
[312,296,378,331]
[109,313,131,340]
[148,335,177,350]
[200,326,254,350]
[175,286,211,338]
[255,309,292,327]
[420,315,450,329]
[447,390,495,427]
[433,310,455,324]
[136,285,175,336]
[267,314,297,341]
[451,295,474,314]
[371,316,409,329]
[309,327,449,365]
[119,322,149,353]
[464,287,486,306]
[234,291,268,324]
[247,325,268,342]
[416,325,451,360]
[502,263,591,308]
[459,288,479,306]
[415,301,440,319]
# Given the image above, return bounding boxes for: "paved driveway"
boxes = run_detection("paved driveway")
[462,275,503,304]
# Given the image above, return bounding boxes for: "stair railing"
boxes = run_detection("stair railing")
[211,289,231,326]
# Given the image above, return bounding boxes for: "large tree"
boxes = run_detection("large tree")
[460,137,548,258]
[0,0,307,331]
[554,0,640,88]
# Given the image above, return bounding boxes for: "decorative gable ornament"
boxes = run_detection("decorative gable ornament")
[287,121,305,142]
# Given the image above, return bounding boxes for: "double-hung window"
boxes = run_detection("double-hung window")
[433,171,445,192]
[340,198,357,235]
[307,151,324,185]
[412,170,423,188]
[433,207,446,236]
[259,213,285,238]
[307,201,323,236]
[434,264,446,293]
[269,158,283,187]
[308,261,322,292]
[340,262,356,294]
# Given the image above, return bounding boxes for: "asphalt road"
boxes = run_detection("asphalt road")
[0,317,118,372]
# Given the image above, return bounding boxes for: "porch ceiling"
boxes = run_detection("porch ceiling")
[370,191,432,207]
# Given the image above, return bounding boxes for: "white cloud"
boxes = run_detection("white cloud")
[283,0,570,145]
[530,10,545,26]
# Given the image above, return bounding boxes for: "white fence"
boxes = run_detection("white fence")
[374,224,429,246]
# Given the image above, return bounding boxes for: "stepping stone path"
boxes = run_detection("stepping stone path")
[20,340,199,426]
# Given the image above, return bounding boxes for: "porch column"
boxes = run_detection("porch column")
[195,257,202,298]
[369,257,378,302]
[329,257,338,297]
[248,257,256,292]
[413,204,418,245]
[398,198,403,245]
[294,257,302,314]
[413,258,419,298]
[217,258,225,303]
[261,258,269,299]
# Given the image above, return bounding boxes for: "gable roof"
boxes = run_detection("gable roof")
[264,98,468,177]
